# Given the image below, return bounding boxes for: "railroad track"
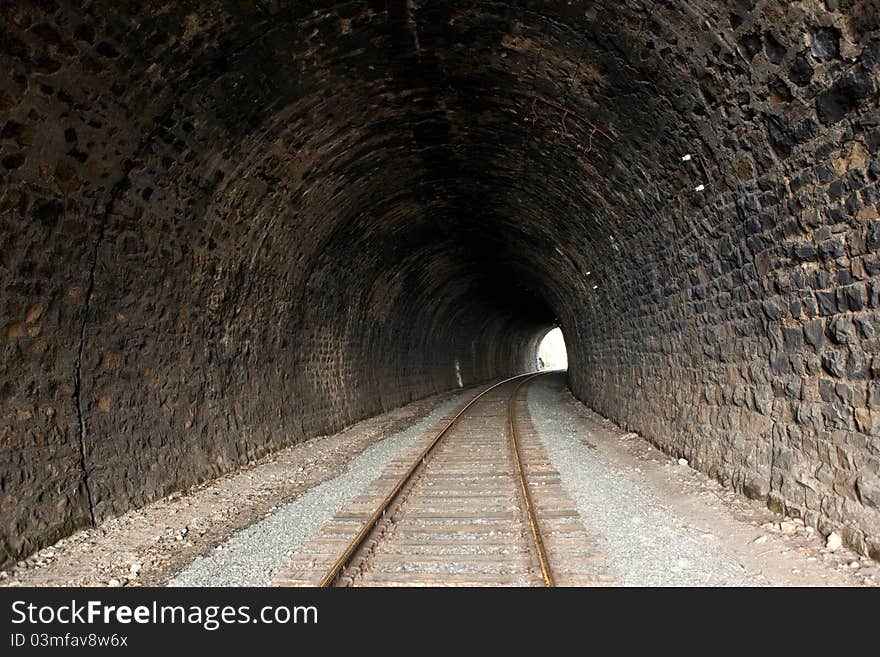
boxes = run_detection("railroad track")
[274,373,614,587]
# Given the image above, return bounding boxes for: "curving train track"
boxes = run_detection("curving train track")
[274,373,613,587]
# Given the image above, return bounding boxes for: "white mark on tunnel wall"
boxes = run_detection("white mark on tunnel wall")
[455,359,463,387]
[537,327,568,371]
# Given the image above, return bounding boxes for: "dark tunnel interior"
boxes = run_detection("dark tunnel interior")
[1,0,880,565]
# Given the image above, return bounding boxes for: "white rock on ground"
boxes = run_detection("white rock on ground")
[826,532,843,551]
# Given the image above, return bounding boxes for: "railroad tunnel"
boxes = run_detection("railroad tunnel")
[1,0,879,568]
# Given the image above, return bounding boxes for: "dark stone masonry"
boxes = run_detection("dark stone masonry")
[0,0,878,566]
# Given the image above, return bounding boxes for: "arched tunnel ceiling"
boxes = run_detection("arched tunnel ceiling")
[1,1,879,563]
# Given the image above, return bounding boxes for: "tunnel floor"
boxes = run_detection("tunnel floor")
[1,375,876,588]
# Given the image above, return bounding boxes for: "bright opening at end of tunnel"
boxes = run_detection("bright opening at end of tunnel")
[537,328,567,372]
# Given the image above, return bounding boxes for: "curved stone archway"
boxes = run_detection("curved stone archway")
[1,0,878,564]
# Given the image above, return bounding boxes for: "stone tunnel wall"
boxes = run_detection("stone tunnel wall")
[1,0,880,565]
[0,0,547,566]
[559,1,880,557]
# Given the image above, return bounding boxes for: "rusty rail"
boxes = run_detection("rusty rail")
[508,373,554,586]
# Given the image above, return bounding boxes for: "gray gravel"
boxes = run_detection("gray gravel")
[528,375,763,587]
[169,390,473,586]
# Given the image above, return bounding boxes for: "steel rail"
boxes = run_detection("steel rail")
[318,371,541,588]
[508,373,555,587]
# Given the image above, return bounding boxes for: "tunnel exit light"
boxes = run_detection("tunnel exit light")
[537,328,568,371]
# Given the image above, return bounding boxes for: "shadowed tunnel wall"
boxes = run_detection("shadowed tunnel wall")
[1,0,879,565]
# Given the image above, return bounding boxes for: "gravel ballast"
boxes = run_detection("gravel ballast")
[528,375,762,587]
[170,390,473,587]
